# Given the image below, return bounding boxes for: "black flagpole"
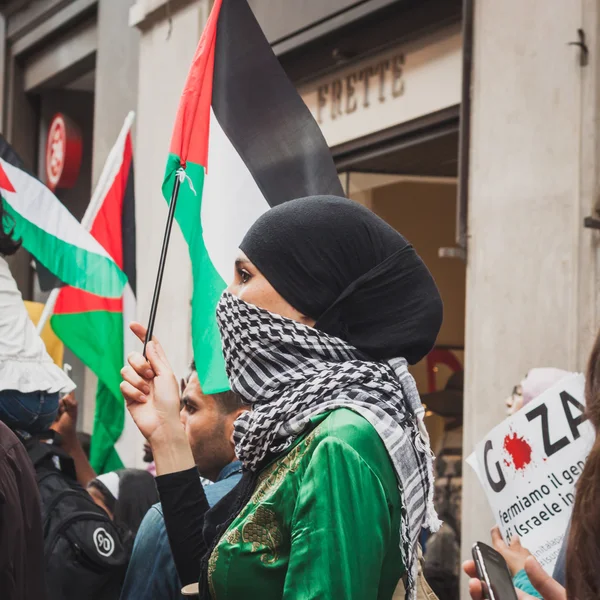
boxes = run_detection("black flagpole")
[143,173,182,357]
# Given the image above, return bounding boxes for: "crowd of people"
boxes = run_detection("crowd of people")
[2,193,600,600]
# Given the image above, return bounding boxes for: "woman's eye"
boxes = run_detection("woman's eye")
[240,269,251,284]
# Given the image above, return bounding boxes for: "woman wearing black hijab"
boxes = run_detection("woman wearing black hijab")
[121,196,443,600]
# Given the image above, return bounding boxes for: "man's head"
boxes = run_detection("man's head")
[180,361,247,481]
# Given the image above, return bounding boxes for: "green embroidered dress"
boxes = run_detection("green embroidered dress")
[208,408,405,599]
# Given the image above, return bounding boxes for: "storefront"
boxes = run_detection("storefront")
[299,19,465,411]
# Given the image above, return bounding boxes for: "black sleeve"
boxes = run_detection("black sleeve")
[156,467,209,586]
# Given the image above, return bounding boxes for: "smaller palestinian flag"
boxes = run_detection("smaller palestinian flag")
[0,135,126,298]
[51,113,140,473]
[163,0,343,394]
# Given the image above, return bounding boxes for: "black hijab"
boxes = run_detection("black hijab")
[240,195,443,364]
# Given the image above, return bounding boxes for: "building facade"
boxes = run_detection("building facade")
[1,0,599,596]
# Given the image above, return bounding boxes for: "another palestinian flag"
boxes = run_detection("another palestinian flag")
[163,0,343,393]
[52,113,140,473]
[0,135,126,298]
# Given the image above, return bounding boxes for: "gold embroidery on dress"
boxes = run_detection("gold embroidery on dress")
[207,545,219,599]
[251,430,317,506]
[241,506,282,564]
[212,429,318,578]
[225,528,241,545]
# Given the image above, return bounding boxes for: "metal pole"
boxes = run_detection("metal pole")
[36,287,60,335]
[456,0,474,255]
[143,174,182,356]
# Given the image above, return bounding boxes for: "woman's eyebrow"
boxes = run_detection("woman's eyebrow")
[181,395,196,407]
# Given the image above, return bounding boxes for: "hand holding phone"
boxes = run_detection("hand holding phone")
[472,542,519,600]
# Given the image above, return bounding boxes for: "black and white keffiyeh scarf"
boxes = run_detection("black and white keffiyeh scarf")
[216,292,440,599]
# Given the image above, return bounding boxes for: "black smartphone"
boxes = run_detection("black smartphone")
[472,542,519,600]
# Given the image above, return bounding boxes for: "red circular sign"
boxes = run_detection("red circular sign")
[45,113,82,191]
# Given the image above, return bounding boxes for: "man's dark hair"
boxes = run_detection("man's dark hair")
[0,200,22,256]
[89,469,159,537]
[189,360,246,414]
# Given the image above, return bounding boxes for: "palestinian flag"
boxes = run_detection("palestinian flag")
[0,135,126,298]
[163,0,343,393]
[51,113,141,473]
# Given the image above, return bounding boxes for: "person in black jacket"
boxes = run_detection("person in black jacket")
[0,420,47,600]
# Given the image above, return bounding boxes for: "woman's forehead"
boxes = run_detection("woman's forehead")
[234,250,251,265]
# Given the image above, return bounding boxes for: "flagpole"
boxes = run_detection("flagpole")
[35,111,136,336]
[81,110,136,231]
[36,288,60,335]
[143,173,182,357]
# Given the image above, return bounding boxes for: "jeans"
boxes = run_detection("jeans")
[0,389,59,433]
[120,464,243,600]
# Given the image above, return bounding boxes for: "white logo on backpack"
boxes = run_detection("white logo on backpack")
[93,527,115,557]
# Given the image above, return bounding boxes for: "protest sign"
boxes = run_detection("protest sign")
[469,373,594,573]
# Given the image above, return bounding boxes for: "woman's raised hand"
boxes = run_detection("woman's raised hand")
[120,322,181,446]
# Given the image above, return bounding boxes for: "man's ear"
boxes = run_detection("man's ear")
[227,408,247,445]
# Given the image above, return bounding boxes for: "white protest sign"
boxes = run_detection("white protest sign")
[470,373,594,573]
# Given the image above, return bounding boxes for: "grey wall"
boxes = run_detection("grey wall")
[92,0,139,185]
[81,0,140,435]
[461,0,600,596]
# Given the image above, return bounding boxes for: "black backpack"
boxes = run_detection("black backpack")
[24,438,133,600]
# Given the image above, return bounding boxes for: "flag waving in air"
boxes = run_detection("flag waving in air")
[163,0,343,393]
[0,135,126,298]
[51,113,139,473]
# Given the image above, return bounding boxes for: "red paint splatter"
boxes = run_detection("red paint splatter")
[503,432,533,470]
[504,459,511,467]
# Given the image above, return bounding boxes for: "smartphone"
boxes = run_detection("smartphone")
[472,542,519,600]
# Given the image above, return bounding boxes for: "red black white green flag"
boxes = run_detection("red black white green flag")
[51,113,141,473]
[0,136,126,297]
[163,0,343,394]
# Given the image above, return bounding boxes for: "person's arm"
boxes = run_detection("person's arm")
[120,322,203,585]
[155,468,209,586]
[120,505,184,600]
[51,393,96,487]
[282,437,403,600]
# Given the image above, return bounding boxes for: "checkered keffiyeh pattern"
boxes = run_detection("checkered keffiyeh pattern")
[216,292,439,599]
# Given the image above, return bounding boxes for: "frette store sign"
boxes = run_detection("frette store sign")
[300,25,463,147]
